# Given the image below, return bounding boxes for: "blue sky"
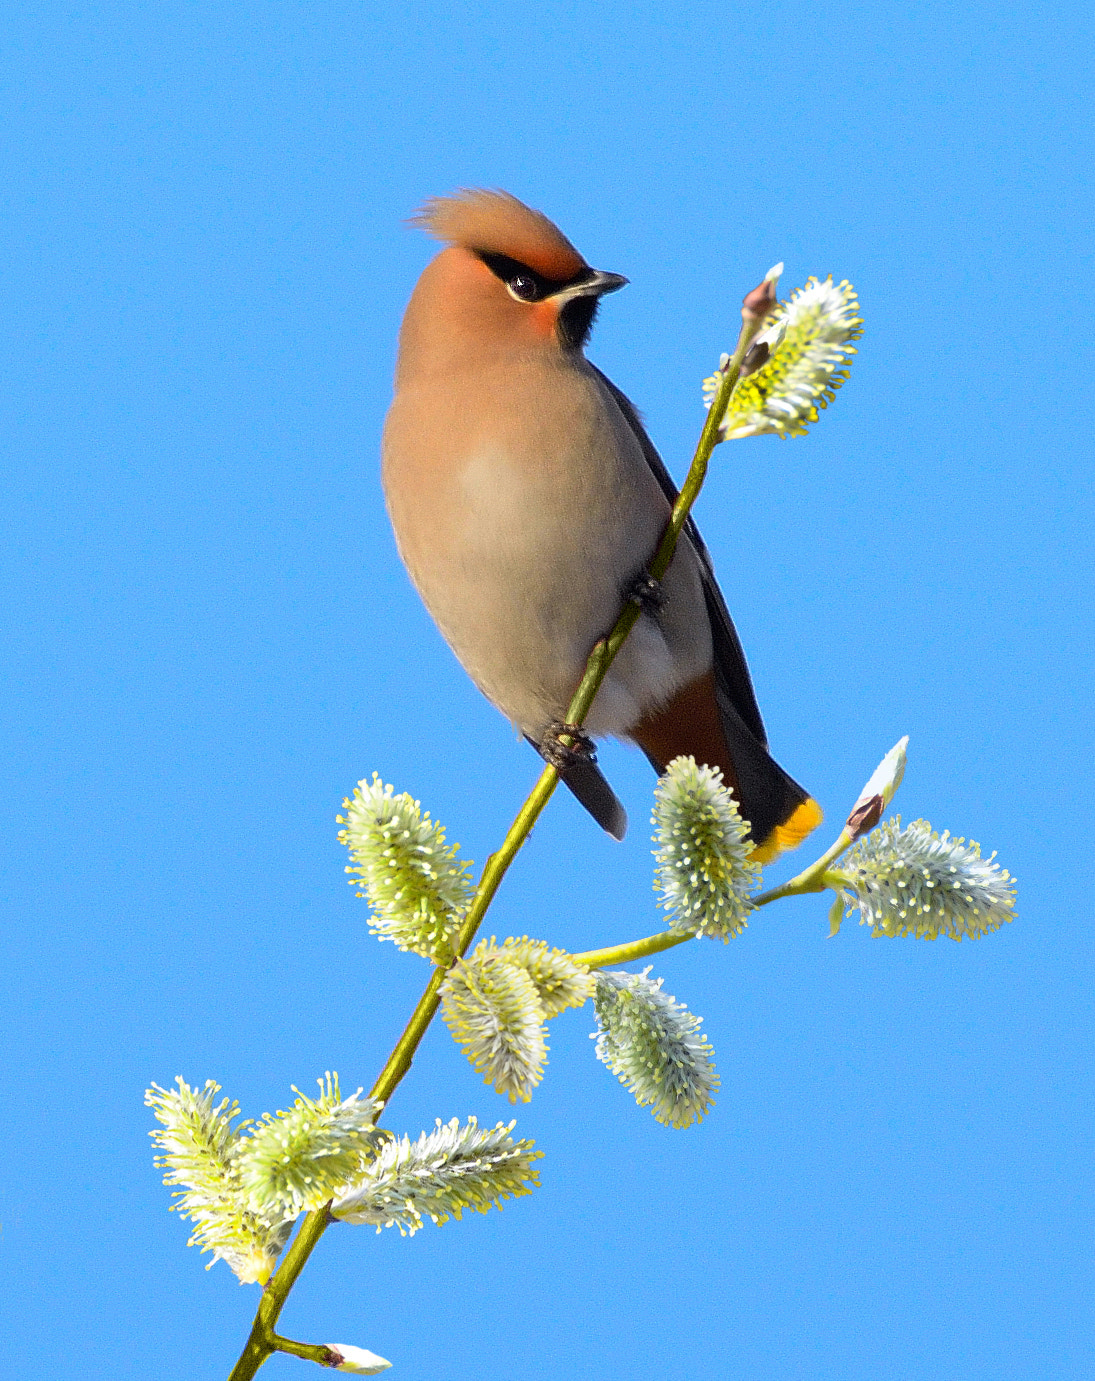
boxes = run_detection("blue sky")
[1,2,1093,1377]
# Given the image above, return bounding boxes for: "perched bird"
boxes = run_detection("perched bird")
[382,189,821,862]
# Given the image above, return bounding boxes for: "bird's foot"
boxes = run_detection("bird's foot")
[626,571,665,616]
[540,722,597,772]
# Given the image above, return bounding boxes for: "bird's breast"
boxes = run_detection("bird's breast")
[382,357,709,736]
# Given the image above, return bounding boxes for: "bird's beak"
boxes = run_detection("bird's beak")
[586,269,629,295]
[554,268,629,303]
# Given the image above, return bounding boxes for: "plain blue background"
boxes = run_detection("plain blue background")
[2,3,1092,1378]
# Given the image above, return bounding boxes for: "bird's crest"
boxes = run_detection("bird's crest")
[412,189,586,282]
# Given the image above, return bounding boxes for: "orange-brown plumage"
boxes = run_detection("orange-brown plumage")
[632,672,741,800]
[413,188,586,283]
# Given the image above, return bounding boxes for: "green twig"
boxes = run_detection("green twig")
[572,828,857,971]
[271,1336,340,1365]
[752,828,854,905]
[572,929,692,969]
[223,301,764,1381]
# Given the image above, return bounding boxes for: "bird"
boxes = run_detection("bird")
[381,188,821,863]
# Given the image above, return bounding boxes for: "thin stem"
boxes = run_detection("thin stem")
[573,829,858,972]
[368,966,448,1109]
[573,929,691,969]
[271,1336,339,1365]
[225,301,762,1381]
[752,828,854,906]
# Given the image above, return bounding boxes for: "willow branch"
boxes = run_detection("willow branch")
[224,297,764,1381]
[361,304,765,1112]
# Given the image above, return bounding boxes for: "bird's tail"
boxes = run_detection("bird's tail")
[715,708,822,864]
[631,671,821,864]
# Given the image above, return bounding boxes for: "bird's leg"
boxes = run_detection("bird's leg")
[625,569,665,617]
[539,721,598,772]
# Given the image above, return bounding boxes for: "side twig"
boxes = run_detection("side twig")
[572,828,856,970]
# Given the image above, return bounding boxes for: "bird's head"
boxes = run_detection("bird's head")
[395,189,627,378]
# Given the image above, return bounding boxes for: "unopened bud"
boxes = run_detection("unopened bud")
[846,794,883,840]
[326,1344,392,1374]
[846,736,909,840]
[742,263,783,322]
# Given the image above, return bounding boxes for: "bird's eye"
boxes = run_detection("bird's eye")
[508,274,540,301]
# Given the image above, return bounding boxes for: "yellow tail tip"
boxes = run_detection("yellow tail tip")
[751,797,823,866]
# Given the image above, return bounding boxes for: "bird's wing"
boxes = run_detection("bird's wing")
[589,364,769,748]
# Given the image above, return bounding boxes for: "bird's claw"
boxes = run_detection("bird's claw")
[540,722,597,772]
[627,571,665,616]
